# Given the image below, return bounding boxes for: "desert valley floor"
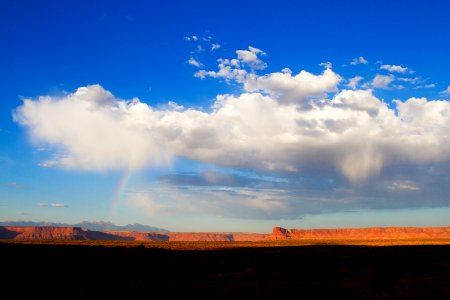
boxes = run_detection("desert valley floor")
[3,240,450,298]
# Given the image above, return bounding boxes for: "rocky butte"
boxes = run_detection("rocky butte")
[1,226,450,241]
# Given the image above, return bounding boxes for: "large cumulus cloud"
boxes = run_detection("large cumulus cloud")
[14,81,450,183]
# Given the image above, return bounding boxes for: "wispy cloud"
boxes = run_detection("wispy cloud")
[38,159,60,168]
[380,64,411,74]
[37,203,68,208]
[440,85,450,95]
[371,74,395,89]
[184,35,198,41]
[347,76,363,89]
[185,33,221,64]
[127,185,291,219]
[388,180,420,191]
[195,44,205,53]
[398,77,421,84]
[211,43,221,51]
[350,56,368,65]
[157,171,281,188]
[126,164,450,219]
[319,61,332,69]
[187,57,203,67]
[415,83,436,89]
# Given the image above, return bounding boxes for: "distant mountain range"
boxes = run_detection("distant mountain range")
[0,220,169,232]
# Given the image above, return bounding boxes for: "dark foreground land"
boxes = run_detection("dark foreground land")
[2,242,450,299]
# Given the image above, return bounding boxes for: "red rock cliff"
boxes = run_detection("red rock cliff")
[0,226,269,241]
[268,227,450,240]
[0,226,89,240]
[2,226,450,242]
[0,226,132,241]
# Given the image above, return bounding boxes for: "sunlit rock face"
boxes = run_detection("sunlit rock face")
[267,227,450,240]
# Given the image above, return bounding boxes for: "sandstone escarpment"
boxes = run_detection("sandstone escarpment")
[0,226,268,241]
[2,226,450,242]
[0,226,131,241]
[268,227,450,240]
[1,226,89,240]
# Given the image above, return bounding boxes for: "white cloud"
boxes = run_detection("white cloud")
[347,76,363,89]
[184,35,198,41]
[236,46,267,69]
[440,85,450,94]
[380,64,410,73]
[211,43,221,51]
[187,57,203,67]
[350,56,368,65]
[167,101,184,111]
[372,74,395,89]
[196,47,341,105]
[245,68,341,105]
[248,46,265,54]
[14,85,174,171]
[14,83,450,184]
[319,62,332,69]
[195,58,248,82]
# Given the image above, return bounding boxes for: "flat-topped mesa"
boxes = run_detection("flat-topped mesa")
[269,227,450,240]
[1,226,89,240]
[0,226,133,241]
[0,226,269,241]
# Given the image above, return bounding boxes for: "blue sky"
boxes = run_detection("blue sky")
[1,0,450,232]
